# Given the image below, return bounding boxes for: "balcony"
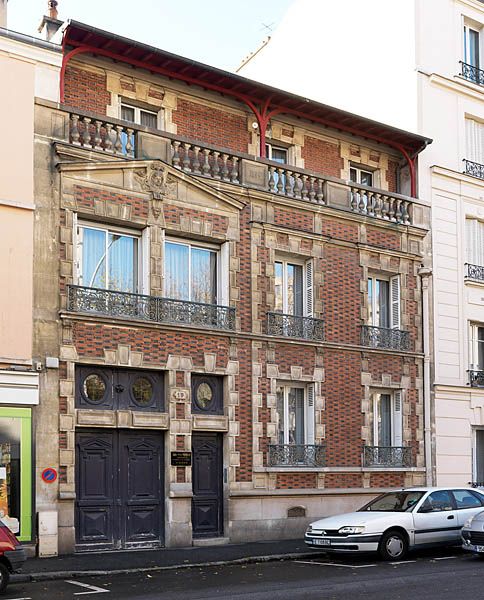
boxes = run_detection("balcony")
[464,159,484,181]
[67,285,236,331]
[267,312,324,341]
[60,107,429,230]
[465,263,484,282]
[363,446,413,468]
[361,325,411,351]
[469,370,484,388]
[268,444,325,467]
[460,61,484,86]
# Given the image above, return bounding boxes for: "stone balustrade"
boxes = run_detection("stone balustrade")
[56,105,428,228]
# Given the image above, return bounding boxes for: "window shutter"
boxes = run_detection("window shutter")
[73,213,80,284]
[306,384,315,444]
[390,275,400,330]
[141,227,151,295]
[305,259,314,317]
[393,391,403,447]
[466,119,484,165]
[218,242,230,306]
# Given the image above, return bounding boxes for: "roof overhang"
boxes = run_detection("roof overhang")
[61,20,432,157]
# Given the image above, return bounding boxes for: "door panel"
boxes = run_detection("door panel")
[76,430,164,551]
[192,433,223,538]
[413,490,459,546]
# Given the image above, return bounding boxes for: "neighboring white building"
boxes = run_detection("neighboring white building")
[239,0,484,486]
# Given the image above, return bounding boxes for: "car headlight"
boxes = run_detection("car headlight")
[306,525,313,534]
[464,517,475,529]
[338,526,365,535]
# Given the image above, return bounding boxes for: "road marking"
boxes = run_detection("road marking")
[389,560,417,565]
[65,580,110,595]
[8,597,32,600]
[432,556,458,561]
[294,560,376,568]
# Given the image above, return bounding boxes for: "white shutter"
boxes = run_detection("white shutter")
[390,275,400,330]
[218,242,230,306]
[466,119,484,165]
[467,219,484,266]
[305,259,314,317]
[393,391,403,447]
[306,384,315,444]
[73,212,79,283]
[141,227,151,295]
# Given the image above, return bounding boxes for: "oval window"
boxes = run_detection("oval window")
[195,382,213,410]
[132,377,154,407]
[83,374,106,404]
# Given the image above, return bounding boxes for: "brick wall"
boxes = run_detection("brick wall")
[302,136,343,177]
[64,66,111,114]
[366,227,401,251]
[172,98,250,153]
[75,185,149,220]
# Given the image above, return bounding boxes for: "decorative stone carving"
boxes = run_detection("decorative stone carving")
[135,163,177,217]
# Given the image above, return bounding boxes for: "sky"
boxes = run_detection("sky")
[7,0,295,71]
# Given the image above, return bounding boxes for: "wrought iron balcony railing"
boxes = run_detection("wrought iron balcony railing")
[67,285,236,330]
[268,444,325,467]
[464,159,484,180]
[465,263,484,282]
[267,312,324,341]
[361,325,411,351]
[469,370,484,387]
[363,446,413,468]
[460,61,484,86]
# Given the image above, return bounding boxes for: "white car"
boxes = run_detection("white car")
[305,487,484,560]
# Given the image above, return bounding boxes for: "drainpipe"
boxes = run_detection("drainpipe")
[419,266,433,485]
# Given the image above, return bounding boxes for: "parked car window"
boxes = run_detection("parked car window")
[359,491,424,512]
[419,490,454,512]
[452,489,483,509]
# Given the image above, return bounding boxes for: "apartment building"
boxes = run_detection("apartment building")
[239,0,484,487]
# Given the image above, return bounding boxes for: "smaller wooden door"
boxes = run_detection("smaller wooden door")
[192,433,223,538]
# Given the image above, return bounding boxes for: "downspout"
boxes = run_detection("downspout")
[419,267,433,486]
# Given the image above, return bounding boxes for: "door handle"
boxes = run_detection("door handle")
[447,515,455,520]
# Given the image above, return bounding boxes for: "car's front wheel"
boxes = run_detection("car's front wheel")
[378,529,408,561]
[0,562,10,594]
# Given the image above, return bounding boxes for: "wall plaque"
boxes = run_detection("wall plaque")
[171,451,192,467]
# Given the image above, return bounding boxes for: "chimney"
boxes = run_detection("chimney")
[38,0,63,41]
[0,0,7,29]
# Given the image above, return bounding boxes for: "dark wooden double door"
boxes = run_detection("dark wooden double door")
[192,433,224,538]
[75,430,164,551]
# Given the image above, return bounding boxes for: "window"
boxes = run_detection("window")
[372,391,402,447]
[120,103,159,129]
[464,24,480,69]
[350,166,374,187]
[77,224,140,293]
[469,324,484,370]
[275,259,313,317]
[265,143,288,164]
[465,119,484,167]
[164,240,218,305]
[368,275,400,329]
[276,384,314,445]
[452,489,483,509]
[466,219,484,266]
[420,490,454,512]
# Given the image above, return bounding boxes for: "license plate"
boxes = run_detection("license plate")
[312,538,331,546]
[474,544,484,553]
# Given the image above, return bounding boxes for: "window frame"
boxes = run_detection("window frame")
[76,221,143,293]
[120,101,163,130]
[350,165,374,187]
[163,238,220,305]
[469,322,484,370]
[274,257,313,317]
[275,383,315,446]
[265,142,289,165]
[367,274,400,330]
[464,22,481,69]
[371,390,403,447]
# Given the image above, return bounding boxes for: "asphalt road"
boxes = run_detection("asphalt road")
[5,548,484,600]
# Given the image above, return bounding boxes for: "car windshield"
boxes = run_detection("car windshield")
[358,491,425,512]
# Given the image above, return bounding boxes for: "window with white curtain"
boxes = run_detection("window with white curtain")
[274,259,313,317]
[120,103,160,129]
[76,224,139,293]
[372,391,403,447]
[276,384,315,445]
[164,240,218,305]
[466,219,484,266]
[368,275,400,329]
[465,119,484,165]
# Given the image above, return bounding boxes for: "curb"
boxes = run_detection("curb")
[13,550,326,583]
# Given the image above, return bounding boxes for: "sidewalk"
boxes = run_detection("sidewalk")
[16,539,324,582]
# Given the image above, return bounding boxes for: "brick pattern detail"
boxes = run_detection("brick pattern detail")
[321,219,358,243]
[164,204,229,235]
[273,207,314,232]
[64,66,111,114]
[276,473,317,489]
[366,227,401,251]
[172,98,250,153]
[75,185,149,220]
[302,136,343,177]
[386,160,399,193]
